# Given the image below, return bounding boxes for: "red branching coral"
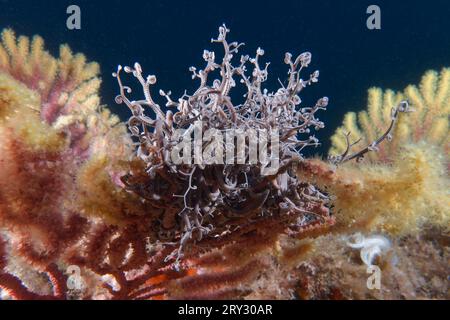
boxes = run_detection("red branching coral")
[0,29,134,299]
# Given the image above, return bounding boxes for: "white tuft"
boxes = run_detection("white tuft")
[346,233,391,266]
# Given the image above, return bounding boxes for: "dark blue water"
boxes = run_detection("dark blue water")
[1,0,450,154]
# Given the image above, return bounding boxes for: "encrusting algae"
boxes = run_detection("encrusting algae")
[0,27,448,300]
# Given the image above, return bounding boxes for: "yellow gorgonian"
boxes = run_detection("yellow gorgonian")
[330,68,450,162]
[0,28,101,118]
[0,28,131,159]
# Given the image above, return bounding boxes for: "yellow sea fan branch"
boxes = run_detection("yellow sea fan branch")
[428,117,448,144]
[0,45,9,69]
[367,87,384,134]
[420,70,438,107]
[434,68,450,108]
[1,29,17,57]
[30,35,44,66]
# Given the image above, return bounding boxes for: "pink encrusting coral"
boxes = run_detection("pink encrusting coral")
[0,26,448,300]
